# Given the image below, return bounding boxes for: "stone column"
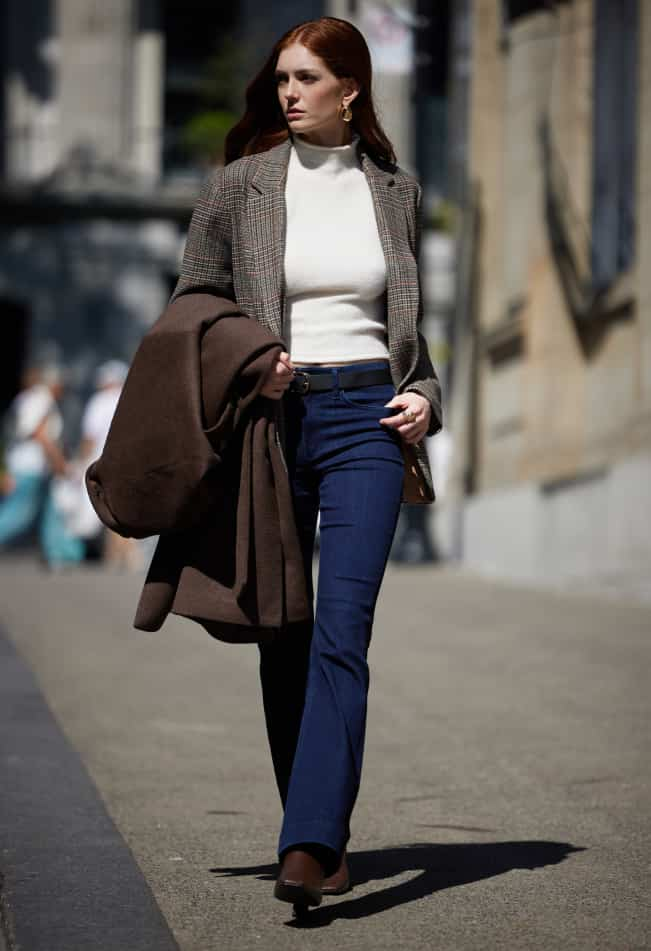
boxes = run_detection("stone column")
[325,0,416,169]
[56,0,136,168]
[3,0,59,181]
[132,0,163,184]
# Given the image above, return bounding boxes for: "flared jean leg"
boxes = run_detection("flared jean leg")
[258,461,319,807]
[278,431,403,862]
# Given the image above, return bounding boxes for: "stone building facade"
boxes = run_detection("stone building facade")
[0,0,243,437]
[0,0,179,438]
[443,0,651,591]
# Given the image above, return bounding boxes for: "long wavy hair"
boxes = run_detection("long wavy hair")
[224,17,396,168]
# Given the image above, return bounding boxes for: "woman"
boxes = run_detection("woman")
[173,17,442,911]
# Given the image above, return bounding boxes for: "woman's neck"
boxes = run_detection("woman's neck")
[290,132,360,175]
[293,125,355,149]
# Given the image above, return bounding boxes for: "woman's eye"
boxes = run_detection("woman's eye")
[275,73,317,85]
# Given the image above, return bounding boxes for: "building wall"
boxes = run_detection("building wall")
[450,0,651,586]
[326,0,415,170]
[3,0,58,180]
[2,0,164,183]
[0,218,181,440]
[0,0,174,440]
[637,0,651,437]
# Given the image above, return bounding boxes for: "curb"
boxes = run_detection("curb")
[0,623,179,951]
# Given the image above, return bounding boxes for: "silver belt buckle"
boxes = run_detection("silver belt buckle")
[293,371,310,394]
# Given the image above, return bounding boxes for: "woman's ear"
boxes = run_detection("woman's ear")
[342,77,361,106]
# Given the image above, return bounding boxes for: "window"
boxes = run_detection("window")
[591,0,638,290]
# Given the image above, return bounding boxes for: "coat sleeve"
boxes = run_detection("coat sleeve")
[171,167,235,304]
[84,319,220,539]
[403,182,444,436]
[85,296,283,541]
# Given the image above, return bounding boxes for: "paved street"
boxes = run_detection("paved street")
[1,556,650,950]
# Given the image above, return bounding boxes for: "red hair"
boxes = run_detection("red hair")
[224,17,396,167]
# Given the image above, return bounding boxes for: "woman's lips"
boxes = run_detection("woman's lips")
[287,111,304,118]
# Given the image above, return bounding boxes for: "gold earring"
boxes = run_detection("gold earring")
[341,102,353,123]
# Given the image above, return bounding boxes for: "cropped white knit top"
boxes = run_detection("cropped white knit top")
[282,132,389,364]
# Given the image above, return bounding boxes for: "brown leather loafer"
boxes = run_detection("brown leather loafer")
[274,849,324,907]
[322,851,351,895]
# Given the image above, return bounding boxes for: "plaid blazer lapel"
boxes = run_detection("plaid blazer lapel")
[246,139,292,338]
[359,147,420,381]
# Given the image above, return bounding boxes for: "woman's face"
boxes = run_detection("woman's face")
[275,43,358,143]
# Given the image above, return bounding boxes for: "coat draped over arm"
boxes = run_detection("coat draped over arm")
[85,293,311,643]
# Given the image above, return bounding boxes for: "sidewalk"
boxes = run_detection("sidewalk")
[1,557,650,950]
[0,619,179,951]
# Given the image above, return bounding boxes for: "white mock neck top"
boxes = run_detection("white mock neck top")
[282,132,389,364]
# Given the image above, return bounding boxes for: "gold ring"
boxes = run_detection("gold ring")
[403,409,416,423]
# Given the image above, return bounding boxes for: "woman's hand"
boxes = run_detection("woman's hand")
[379,392,431,444]
[260,351,295,400]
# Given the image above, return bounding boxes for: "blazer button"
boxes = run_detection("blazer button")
[388,179,395,187]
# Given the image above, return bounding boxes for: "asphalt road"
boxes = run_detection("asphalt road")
[1,556,650,950]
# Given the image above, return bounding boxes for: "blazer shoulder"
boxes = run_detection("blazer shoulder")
[192,158,258,220]
[221,152,262,183]
[198,153,262,196]
[221,147,279,188]
[393,165,421,200]
[361,149,420,201]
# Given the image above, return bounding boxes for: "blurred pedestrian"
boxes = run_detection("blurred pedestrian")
[80,360,128,463]
[174,16,442,912]
[0,365,84,567]
[76,360,141,570]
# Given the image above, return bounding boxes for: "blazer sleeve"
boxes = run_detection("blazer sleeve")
[403,182,443,436]
[170,168,235,304]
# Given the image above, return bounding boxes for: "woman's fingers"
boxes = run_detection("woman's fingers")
[398,421,428,444]
[380,398,430,443]
[274,354,294,382]
[394,416,426,443]
[380,406,419,429]
[260,353,296,399]
[260,384,288,399]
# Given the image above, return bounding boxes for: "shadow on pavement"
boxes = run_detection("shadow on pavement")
[211,839,584,926]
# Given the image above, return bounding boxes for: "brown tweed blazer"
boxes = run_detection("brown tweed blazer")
[172,135,442,503]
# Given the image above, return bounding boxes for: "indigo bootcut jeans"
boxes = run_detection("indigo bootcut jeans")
[258,360,405,875]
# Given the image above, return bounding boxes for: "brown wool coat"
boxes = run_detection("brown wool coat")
[172,135,443,503]
[85,293,311,641]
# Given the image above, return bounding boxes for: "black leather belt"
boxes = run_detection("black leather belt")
[288,366,393,395]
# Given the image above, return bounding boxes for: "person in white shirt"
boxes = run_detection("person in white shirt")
[0,366,83,566]
[4,367,66,480]
[79,360,127,466]
[75,360,141,570]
